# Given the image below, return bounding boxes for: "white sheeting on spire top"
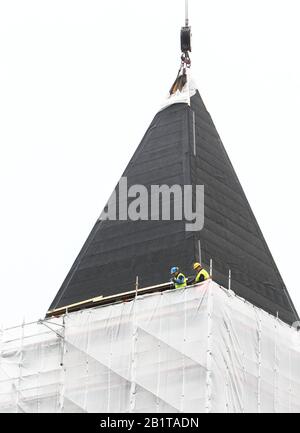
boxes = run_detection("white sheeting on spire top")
[160,70,197,111]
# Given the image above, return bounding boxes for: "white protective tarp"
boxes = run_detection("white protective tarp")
[160,71,197,111]
[1,280,300,413]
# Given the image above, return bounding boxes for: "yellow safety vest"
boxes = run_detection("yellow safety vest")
[174,273,187,289]
[195,268,210,283]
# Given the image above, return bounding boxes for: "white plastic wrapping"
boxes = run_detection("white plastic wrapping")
[1,281,300,412]
[160,71,197,111]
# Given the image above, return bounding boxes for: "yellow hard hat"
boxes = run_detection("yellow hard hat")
[193,262,201,270]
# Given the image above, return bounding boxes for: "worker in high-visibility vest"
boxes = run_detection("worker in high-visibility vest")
[170,266,187,289]
[193,262,210,283]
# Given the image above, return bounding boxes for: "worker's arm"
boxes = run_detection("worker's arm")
[198,274,205,283]
[174,274,185,284]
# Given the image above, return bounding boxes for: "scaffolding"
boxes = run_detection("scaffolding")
[1,280,300,413]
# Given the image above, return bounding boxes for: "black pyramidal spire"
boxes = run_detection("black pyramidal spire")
[48,88,298,325]
[48,13,298,325]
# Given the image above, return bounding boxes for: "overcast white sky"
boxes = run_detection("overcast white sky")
[0,0,299,327]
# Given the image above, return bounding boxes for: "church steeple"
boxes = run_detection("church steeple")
[47,2,298,325]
